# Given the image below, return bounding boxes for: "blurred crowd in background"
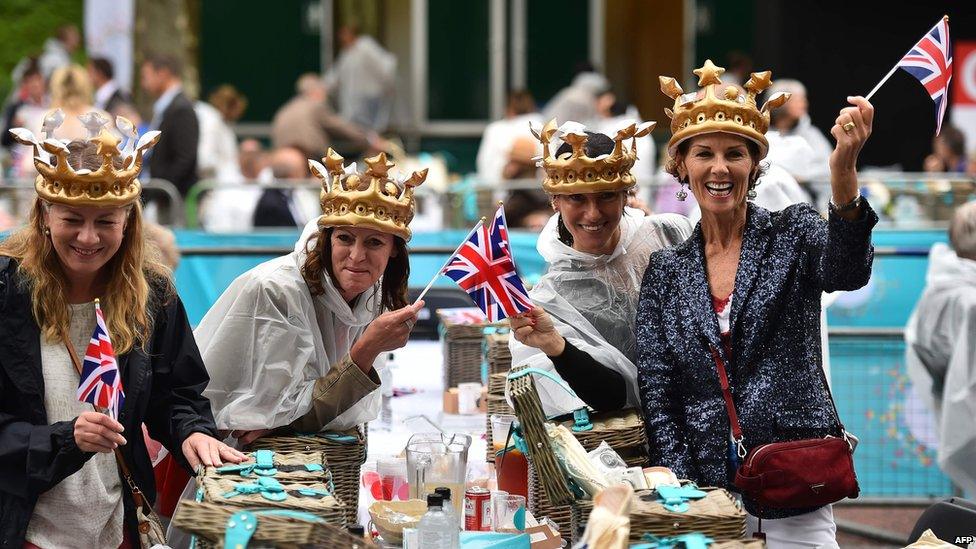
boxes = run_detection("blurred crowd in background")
[2,21,975,235]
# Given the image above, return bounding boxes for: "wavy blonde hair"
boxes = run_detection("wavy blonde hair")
[49,64,93,110]
[0,145,172,354]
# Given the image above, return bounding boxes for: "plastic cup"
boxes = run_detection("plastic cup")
[492,493,527,533]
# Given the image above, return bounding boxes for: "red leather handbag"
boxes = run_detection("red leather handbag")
[713,350,860,509]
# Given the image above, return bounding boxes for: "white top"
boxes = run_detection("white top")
[326,35,396,127]
[26,302,124,549]
[194,101,242,182]
[93,80,119,111]
[475,112,544,184]
[196,218,389,431]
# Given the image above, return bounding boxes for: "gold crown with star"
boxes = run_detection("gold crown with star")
[659,59,791,159]
[308,149,428,242]
[531,118,656,195]
[8,110,160,207]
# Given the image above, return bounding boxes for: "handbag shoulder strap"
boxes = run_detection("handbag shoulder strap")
[63,338,149,510]
[709,344,847,455]
[710,346,746,456]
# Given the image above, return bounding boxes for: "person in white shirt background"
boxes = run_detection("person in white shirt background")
[326,23,397,131]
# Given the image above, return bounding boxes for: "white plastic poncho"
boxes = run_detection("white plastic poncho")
[509,208,692,416]
[905,243,976,494]
[196,218,387,431]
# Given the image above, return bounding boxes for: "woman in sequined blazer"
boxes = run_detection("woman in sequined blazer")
[637,61,876,546]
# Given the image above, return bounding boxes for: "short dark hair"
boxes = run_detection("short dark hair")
[555,131,614,158]
[507,90,536,116]
[939,126,966,158]
[143,53,183,76]
[22,57,41,79]
[89,57,114,80]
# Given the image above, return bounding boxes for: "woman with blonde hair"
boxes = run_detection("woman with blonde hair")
[18,64,108,176]
[1,114,244,547]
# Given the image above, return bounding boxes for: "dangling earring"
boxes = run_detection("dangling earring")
[747,187,757,200]
[675,181,688,202]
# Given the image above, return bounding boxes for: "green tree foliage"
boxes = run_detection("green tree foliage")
[0,0,84,100]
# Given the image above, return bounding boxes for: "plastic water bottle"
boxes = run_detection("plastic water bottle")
[434,486,461,546]
[417,494,456,549]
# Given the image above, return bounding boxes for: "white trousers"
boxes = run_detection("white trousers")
[745,505,840,549]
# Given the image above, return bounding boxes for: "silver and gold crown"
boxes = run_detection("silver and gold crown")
[531,118,656,195]
[659,59,791,159]
[308,149,428,242]
[9,110,160,207]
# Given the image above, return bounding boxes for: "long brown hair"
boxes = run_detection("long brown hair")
[301,226,409,311]
[0,142,172,354]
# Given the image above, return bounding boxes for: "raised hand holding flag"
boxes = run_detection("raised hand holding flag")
[76,299,125,420]
[865,15,952,134]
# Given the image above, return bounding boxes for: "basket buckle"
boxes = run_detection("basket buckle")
[571,408,593,432]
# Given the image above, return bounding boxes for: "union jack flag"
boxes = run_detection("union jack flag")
[76,300,125,420]
[897,17,952,134]
[442,206,532,322]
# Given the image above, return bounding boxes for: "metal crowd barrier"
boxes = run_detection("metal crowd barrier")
[0,178,185,226]
[180,171,975,231]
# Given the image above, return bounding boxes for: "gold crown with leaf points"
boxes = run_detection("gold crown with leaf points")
[659,59,791,159]
[308,149,428,242]
[9,110,160,207]
[531,118,656,195]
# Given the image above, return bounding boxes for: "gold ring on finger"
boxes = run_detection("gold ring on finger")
[842,121,855,133]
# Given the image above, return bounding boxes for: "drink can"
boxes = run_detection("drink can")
[464,487,491,531]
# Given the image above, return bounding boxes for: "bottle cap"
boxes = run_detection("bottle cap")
[426,494,443,508]
[434,487,452,501]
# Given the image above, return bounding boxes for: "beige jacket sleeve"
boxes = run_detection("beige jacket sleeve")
[288,354,381,433]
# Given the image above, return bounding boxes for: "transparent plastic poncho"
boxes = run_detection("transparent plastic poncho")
[509,208,692,416]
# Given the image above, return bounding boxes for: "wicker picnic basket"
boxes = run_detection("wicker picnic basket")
[172,500,375,549]
[202,451,328,483]
[485,373,510,463]
[486,332,512,375]
[246,426,367,525]
[488,371,509,396]
[558,409,650,467]
[438,311,509,388]
[575,486,747,543]
[198,476,346,524]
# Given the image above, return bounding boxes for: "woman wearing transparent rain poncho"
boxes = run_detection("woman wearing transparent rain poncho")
[508,120,692,416]
[195,150,427,444]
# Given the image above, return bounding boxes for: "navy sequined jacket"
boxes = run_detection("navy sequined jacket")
[636,201,877,519]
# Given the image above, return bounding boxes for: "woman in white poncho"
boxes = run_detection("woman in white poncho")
[509,120,692,416]
[195,150,427,445]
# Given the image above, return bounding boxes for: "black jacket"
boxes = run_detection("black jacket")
[636,202,877,519]
[0,257,218,547]
[148,91,199,197]
[252,188,300,227]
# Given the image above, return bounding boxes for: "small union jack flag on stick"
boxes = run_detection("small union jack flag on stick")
[866,15,952,134]
[76,299,125,420]
[416,204,533,322]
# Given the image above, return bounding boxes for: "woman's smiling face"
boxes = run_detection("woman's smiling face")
[677,133,758,216]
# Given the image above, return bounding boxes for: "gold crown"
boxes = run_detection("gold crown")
[531,119,656,195]
[659,59,791,159]
[9,110,160,207]
[308,149,428,242]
